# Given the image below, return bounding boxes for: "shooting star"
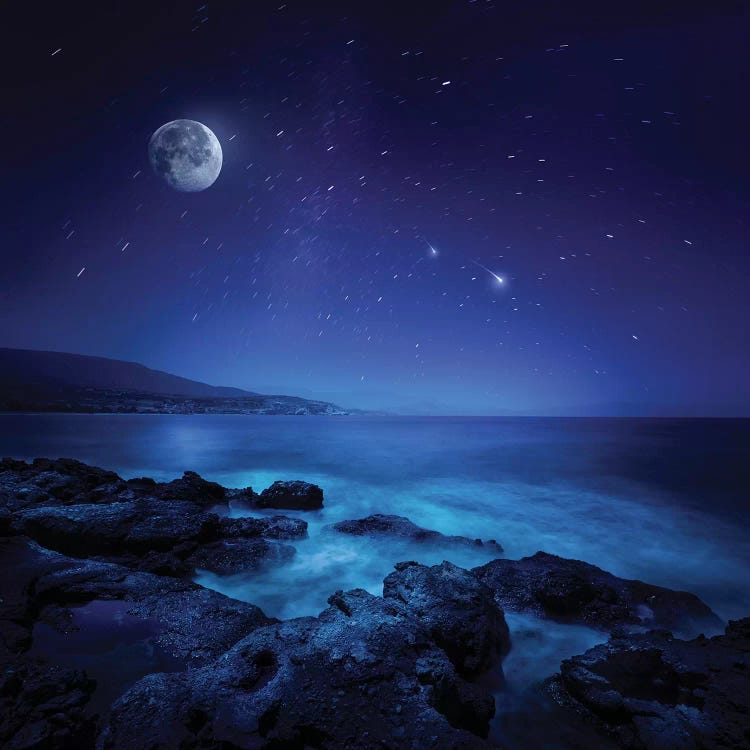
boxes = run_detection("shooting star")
[472,260,504,285]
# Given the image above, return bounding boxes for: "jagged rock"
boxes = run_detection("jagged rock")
[551,618,750,750]
[383,560,510,676]
[0,457,125,511]
[473,552,722,636]
[100,582,501,749]
[0,657,96,750]
[10,500,218,558]
[257,479,324,510]
[150,470,226,508]
[1,460,310,579]
[327,513,503,553]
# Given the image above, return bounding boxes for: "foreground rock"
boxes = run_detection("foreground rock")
[100,562,509,749]
[1,458,310,578]
[0,536,276,750]
[0,536,273,664]
[551,618,750,750]
[327,513,503,553]
[0,658,97,750]
[384,560,510,676]
[473,552,722,636]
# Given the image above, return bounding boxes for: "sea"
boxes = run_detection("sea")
[2,414,748,748]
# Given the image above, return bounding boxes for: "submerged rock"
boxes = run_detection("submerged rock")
[473,551,722,636]
[185,537,297,575]
[100,573,507,749]
[328,513,503,553]
[551,618,750,750]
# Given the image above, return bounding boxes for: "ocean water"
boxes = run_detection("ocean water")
[2,414,748,746]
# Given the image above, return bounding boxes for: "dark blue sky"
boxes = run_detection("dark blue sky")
[3,1,749,414]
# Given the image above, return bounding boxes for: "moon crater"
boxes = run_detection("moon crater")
[148,119,222,192]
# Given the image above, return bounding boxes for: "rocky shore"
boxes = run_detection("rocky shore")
[1,458,747,749]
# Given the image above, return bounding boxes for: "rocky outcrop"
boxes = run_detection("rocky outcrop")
[256,479,324,510]
[473,551,722,636]
[326,513,504,553]
[551,618,750,750]
[1,459,310,578]
[0,536,274,664]
[100,566,510,749]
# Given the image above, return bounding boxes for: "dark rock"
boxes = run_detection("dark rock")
[384,560,510,676]
[328,513,503,553]
[0,657,96,750]
[473,552,722,636]
[257,479,324,510]
[552,618,750,750]
[0,457,125,511]
[2,460,311,579]
[10,500,218,558]
[0,536,274,666]
[151,470,226,508]
[100,583,500,749]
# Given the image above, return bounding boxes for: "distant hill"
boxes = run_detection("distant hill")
[0,348,347,415]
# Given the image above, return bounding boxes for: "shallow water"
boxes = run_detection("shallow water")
[3,414,749,747]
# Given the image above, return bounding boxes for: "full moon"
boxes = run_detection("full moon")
[148,119,222,192]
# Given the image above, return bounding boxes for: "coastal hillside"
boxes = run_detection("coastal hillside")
[0,348,346,415]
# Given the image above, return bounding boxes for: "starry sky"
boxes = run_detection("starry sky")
[3,1,750,415]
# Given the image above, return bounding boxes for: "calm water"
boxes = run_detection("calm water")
[2,414,748,746]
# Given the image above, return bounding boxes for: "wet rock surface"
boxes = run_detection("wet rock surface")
[327,513,504,553]
[550,618,750,750]
[473,551,722,636]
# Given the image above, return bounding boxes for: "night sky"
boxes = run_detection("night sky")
[3,1,749,414]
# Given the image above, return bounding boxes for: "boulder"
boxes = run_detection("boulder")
[383,560,510,676]
[257,479,324,510]
[473,552,722,636]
